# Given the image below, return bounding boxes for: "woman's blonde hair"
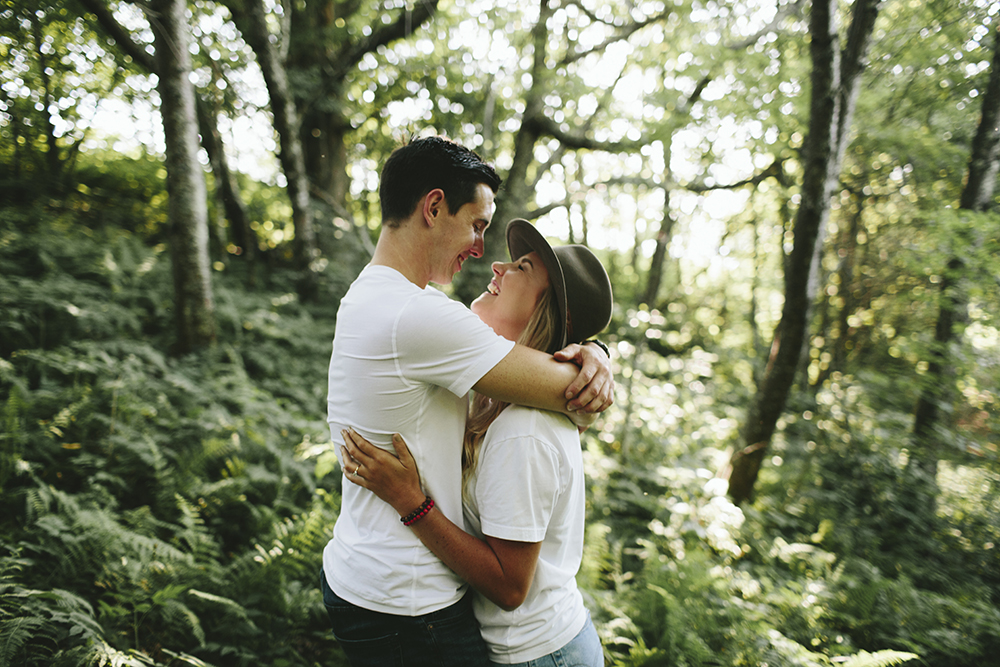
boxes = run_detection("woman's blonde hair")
[462,287,560,494]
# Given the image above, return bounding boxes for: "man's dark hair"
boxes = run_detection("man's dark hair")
[379,136,502,227]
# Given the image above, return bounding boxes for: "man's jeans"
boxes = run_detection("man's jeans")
[321,570,491,667]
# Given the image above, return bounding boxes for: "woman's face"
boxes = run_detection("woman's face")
[471,251,551,342]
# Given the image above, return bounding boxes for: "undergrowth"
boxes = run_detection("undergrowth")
[4,195,998,666]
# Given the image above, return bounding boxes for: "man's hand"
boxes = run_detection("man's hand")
[554,341,614,413]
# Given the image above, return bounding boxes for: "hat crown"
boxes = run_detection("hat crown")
[505,219,613,350]
[552,245,613,345]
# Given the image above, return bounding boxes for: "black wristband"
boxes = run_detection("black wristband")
[584,339,610,357]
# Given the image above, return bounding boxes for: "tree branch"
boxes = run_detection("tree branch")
[563,0,609,27]
[529,67,624,192]
[682,157,786,192]
[78,0,157,73]
[523,200,569,221]
[524,114,645,152]
[726,0,807,50]
[560,8,672,66]
[331,0,439,79]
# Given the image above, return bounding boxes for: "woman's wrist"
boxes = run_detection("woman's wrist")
[394,490,428,517]
[400,496,434,526]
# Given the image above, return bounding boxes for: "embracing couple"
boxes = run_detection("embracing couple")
[322,136,614,667]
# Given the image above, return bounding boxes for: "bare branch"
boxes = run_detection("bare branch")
[331,0,440,78]
[726,0,807,51]
[680,73,712,114]
[78,0,156,73]
[605,175,660,189]
[529,67,625,191]
[524,114,646,152]
[560,8,671,66]
[523,200,569,221]
[309,184,376,256]
[563,0,608,27]
[682,157,786,192]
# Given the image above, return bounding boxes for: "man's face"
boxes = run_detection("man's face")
[429,183,495,285]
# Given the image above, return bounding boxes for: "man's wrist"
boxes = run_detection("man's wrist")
[584,339,610,357]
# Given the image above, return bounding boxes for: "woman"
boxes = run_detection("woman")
[339,218,613,666]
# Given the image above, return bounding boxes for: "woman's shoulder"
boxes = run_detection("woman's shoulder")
[488,405,577,443]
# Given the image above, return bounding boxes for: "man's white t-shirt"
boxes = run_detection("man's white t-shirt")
[323,265,515,616]
[464,406,589,663]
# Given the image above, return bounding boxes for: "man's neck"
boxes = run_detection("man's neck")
[371,224,430,288]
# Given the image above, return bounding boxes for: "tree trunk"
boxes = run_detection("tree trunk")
[151,0,216,353]
[727,0,882,504]
[643,144,676,307]
[195,97,255,265]
[30,10,61,179]
[81,0,254,272]
[283,0,440,222]
[452,0,552,304]
[910,25,1000,478]
[228,0,317,295]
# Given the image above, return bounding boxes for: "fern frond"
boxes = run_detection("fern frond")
[85,640,155,667]
[160,648,216,667]
[0,616,49,667]
[186,589,255,628]
[838,649,920,667]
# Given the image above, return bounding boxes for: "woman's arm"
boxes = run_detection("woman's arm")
[340,429,541,611]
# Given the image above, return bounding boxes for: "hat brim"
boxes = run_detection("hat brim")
[505,219,568,351]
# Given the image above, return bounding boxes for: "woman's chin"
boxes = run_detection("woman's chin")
[470,292,491,313]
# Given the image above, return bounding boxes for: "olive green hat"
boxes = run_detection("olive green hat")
[505,219,613,351]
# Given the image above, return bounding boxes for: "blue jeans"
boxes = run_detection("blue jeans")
[321,570,491,667]
[498,614,603,667]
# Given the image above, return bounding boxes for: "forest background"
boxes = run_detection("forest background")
[2,0,999,665]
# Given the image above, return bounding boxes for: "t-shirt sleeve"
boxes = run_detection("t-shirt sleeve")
[395,290,514,396]
[474,435,561,543]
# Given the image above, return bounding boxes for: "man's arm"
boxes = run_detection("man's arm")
[472,341,613,418]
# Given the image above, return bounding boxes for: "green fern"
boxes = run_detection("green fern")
[838,649,920,667]
[0,616,49,667]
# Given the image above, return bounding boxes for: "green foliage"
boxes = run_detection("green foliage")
[3,0,1000,665]
[579,298,997,667]
[0,194,347,665]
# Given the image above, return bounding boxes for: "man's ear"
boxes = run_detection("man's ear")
[422,188,446,227]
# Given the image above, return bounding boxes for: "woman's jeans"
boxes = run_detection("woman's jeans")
[321,570,491,667]
[499,613,604,667]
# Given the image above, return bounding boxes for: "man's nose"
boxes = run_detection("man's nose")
[470,233,484,258]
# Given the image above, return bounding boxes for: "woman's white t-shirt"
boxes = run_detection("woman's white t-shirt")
[464,405,589,664]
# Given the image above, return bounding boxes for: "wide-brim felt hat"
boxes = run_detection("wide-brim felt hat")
[505,219,613,352]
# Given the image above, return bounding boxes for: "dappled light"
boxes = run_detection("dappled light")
[2,0,999,665]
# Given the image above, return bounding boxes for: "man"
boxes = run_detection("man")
[322,136,613,667]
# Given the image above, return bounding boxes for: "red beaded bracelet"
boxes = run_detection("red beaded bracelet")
[401,497,434,526]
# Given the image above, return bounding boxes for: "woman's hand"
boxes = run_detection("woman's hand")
[340,429,427,518]
[343,429,541,611]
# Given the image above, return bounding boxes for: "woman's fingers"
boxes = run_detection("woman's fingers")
[390,433,414,465]
[340,445,366,486]
[341,428,376,467]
